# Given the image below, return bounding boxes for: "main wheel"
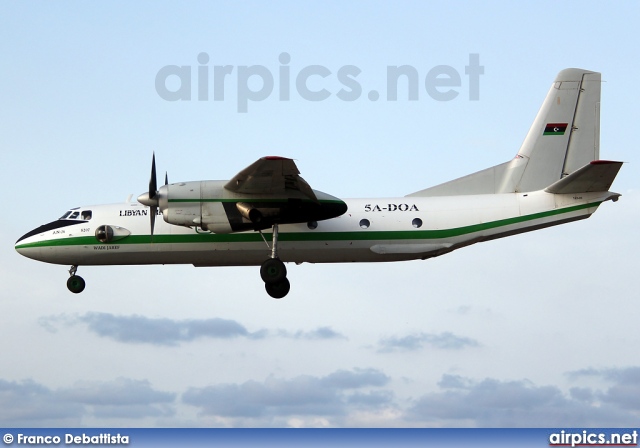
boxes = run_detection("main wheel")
[67,275,86,294]
[265,278,290,299]
[260,258,287,284]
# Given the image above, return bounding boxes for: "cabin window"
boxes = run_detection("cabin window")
[359,219,370,229]
[307,221,318,230]
[81,210,92,220]
[412,218,423,228]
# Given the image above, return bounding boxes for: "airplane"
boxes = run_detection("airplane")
[15,68,622,299]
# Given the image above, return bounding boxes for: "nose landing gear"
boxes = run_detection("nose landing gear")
[259,224,291,299]
[67,265,85,294]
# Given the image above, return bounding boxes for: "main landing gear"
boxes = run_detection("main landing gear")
[67,265,86,294]
[259,224,290,299]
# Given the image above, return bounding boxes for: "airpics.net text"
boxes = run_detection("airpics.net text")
[155,52,483,112]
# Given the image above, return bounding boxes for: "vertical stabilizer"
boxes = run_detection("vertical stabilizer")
[407,68,603,198]
[512,68,601,192]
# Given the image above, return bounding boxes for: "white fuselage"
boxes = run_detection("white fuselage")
[15,190,612,268]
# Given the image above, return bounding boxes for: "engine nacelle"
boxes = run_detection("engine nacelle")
[160,181,202,228]
[156,180,347,234]
[159,180,233,233]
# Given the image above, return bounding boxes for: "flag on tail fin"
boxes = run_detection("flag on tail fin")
[543,123,568,136]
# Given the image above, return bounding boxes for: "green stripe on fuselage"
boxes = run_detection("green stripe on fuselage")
[15,201,601,250]
[167,198,345,203]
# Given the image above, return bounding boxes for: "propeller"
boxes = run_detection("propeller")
[137,153,160,239]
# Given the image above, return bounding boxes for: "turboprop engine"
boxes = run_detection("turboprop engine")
[137,155,347,235]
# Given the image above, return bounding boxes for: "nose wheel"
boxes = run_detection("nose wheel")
[259,224,290,299]
[67,265,86,294]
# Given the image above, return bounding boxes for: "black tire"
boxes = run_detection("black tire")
[260,258,287,284]
[67,275,86,294]
[265,278,290,299]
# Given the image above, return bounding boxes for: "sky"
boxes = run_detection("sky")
[1,1,639,428]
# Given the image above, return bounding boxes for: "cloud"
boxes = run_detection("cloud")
[76,313,260,345]
[569,387,594,402]
[407,372,640,427]
[377,332,479,352]
[3,368,640,427]
[437,374,474,389]
[57,377,175,407]
[568,367,640,411]
[0,379,83,426]
[280,326,348,341]
[182,368,392,421]
[0,377,176,426]
[321,368,390,389]
[41,313,347,346]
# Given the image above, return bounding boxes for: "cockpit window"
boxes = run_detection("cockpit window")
[59,209,91,220]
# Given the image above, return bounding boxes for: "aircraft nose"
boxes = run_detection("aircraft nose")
[16,224,46,246]
[16,229,34,246]
[15,230,42,260]
[15,220,61,260]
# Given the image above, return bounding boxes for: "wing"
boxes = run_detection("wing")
[224,156,318,202]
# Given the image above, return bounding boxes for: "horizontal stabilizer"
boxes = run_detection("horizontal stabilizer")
[544,160,623,194]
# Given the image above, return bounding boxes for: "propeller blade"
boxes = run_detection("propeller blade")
[149,152,158,200]
[136,153,161,241]
[165,171,168,186]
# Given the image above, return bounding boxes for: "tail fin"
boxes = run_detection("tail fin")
[513,68,601,192]
[408,68,602,197]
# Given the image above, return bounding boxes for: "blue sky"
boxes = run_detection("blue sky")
[1,1,639,427]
